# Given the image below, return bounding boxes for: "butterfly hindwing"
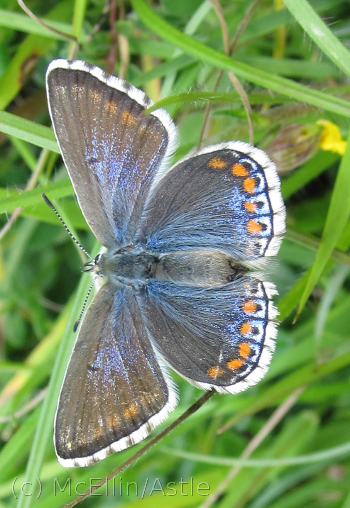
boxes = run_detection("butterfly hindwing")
[138,276,277,394]
[55,283,177,467]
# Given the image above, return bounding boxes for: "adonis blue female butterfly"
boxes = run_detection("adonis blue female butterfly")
[46,59,285,467]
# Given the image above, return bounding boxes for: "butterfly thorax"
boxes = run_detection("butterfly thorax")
[98,247,248,288]
[98,248,158,286]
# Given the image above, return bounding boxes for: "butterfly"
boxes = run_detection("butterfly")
[46,59,285,467]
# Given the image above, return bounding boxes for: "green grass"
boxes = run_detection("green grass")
[1,0,350,507]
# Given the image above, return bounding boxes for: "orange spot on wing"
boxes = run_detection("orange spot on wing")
[240,322,251,335]
[105,415,120,429]
[232,163,248,176]
[207,365,225,379]
[248,220,263,234]
[227,358,244,370]
[239,342,251,358]
[244,202,257,213]
[124,404,139,419]
[122,111,137,126]
[244,177,256,193]
[244,300,257,313]
[105,100,118,113]
[208,157,226,169]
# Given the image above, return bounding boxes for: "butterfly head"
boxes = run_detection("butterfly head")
[82,253,103,277]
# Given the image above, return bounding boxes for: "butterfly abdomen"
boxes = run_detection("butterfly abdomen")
[155,250,248,286]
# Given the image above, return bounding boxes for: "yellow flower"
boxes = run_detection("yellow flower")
[317,120,347,155]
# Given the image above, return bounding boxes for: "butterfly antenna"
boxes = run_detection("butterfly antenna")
[73,275,97,332]
[42,193,94,262]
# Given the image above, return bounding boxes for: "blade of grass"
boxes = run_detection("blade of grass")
[0,9,83,41]
[283,0,350,79]
[162,440,350,467]
[0,179,73,215]
[0,112,59,153]
[69,0,87,57]
[296,128,350,319]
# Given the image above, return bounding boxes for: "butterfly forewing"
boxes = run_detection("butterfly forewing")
[46,60,177,248]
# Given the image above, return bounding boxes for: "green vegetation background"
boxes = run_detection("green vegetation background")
[0,0,350,507]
